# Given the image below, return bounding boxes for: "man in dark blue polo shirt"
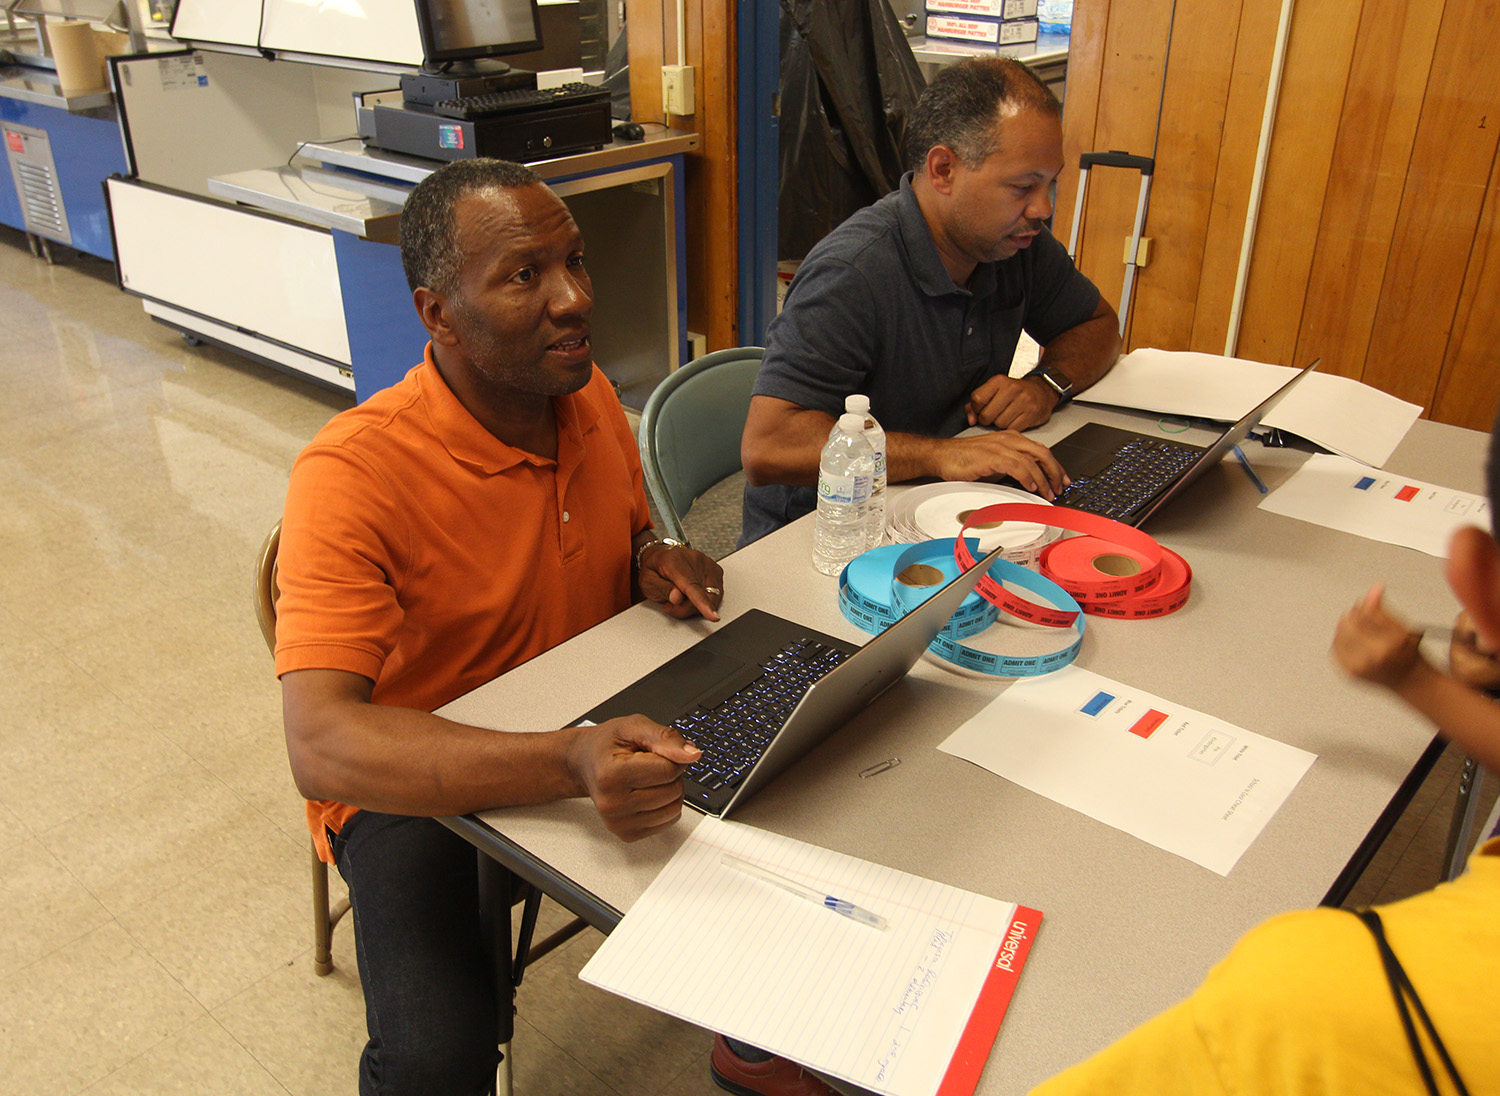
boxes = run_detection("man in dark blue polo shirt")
[741,57,1121,545]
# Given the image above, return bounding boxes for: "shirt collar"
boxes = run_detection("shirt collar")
[896,172,998,300]
[415,344,599,476]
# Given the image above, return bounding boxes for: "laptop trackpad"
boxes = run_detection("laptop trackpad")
[582,645,751,726]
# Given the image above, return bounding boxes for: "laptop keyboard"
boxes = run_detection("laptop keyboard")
[1054,437,1202,521]
[674,638,850,791]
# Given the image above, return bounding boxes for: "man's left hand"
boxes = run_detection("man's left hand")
[639,543,725,621]
[966,375,1055,431]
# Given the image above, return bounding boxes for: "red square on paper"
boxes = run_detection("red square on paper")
[5,131,24,154]
[1395,485,1419,501]
[1129,709,1168,738]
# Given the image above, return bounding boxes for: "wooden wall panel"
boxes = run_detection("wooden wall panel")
[1233,0,1361,366]
[1052,0,1110,242]
[1362,0,1500,409]
[1067,0,1173,338]
[1187,0,1282,354]
[625,0,665,121]
[1292,1,1444,380]
[683,1,737,349]
[1085,0,1500,429]
[624,0,737,351]
[1431,160,1500,429]
[1125,0,1245,352]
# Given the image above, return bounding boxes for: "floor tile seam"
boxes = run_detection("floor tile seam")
[60,948,227,1096]
[0,908,122,986]
[200,1011,301,1096]
[52,649,222,756]
[29,753,260,909]
[100,826,312,936]
[518,1014,622,1095]
[0,917,212,1064]
[110,905,254,1020]
[657,1044,714,1096]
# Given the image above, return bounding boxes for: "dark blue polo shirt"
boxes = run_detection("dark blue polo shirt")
[741,173,1100,545]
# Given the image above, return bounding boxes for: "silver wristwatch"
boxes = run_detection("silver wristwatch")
[1026,364,1074,405]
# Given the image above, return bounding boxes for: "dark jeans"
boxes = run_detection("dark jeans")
[333,811,500,1096]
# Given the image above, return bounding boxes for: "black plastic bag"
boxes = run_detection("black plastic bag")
[778,0,925,260]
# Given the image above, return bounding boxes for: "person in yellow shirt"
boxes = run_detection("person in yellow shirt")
[1032,415,1500,1096]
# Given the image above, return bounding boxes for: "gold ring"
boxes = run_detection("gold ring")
[705,586,723,598]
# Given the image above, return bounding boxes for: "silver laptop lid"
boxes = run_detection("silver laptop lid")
[721,541,1009,815]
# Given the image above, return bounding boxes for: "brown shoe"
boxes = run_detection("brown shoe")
[710,1036,837,1096]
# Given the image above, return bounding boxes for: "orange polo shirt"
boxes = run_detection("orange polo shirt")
[275,346,650,860]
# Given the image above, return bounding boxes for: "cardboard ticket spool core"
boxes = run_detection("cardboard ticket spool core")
[45,20,108,93]
[1090,553,1143,577]
[896,563,945,588]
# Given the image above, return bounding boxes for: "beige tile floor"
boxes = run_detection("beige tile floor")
[0,225,1493,1096]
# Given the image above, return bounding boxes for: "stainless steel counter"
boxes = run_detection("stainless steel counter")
[0,63,112,111]
[206,129,699,240]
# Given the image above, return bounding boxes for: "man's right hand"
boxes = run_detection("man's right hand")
[932,430,1068,499]
[566,715,701,841]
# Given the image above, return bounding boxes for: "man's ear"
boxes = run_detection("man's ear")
[413,286,462,347]
[924,145,961,195]
[1447,525,1500,648]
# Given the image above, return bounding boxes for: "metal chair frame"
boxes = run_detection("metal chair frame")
[638,346,765,544]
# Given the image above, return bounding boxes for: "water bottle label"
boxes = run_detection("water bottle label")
[872,450,887,478]
[818,472,872,505]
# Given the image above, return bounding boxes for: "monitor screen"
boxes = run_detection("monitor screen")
[415,0,543,64]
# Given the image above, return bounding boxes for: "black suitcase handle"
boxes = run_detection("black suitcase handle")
[1079,150,1154,176]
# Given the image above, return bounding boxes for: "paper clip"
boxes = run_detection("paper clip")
[859,758,901,778]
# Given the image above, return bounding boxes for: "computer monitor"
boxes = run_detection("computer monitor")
[413,0,543,74]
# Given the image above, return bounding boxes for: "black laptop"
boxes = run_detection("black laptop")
[1049,359,1320,526]
[577,543,1007,817]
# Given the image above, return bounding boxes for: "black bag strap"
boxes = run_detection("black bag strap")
[1354,910,1470,1096]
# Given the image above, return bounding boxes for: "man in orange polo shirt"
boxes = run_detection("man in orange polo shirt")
[274,159,725,1095]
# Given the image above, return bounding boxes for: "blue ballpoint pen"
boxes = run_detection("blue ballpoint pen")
[1233,444,1269,494]
[722,853,889,930]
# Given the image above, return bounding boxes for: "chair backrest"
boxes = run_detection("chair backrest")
[638,346,764,543]
[254,519,281,656]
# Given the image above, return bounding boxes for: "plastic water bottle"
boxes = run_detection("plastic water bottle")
[845,394,887,549]
[1037,0,1072,34]
[812,414,875,576]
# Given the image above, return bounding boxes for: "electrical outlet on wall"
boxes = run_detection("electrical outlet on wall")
[662,64,695,116]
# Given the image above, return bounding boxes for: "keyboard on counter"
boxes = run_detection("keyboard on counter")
[1053,436,1203,522]
[432,82,612,121]
[674,637,850,794]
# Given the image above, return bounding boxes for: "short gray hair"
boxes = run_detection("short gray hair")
[904,57,1061,173]
[400,158,544,296]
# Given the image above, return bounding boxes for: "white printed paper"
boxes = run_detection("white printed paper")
[1077,348,1422,467]
[1259,452,1489,557]
[939,666,1316,875]
[580,818,1042,1096]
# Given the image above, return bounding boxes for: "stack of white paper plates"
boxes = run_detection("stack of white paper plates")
[886,482,1057,562]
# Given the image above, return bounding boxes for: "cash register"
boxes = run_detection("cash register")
[364,0,611,163]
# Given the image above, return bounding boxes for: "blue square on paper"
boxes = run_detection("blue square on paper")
[1080,691,1114,716]
[1354,476,1375,490]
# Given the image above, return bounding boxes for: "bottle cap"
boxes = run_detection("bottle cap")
[838,413,865,434]
[845,394,871,414]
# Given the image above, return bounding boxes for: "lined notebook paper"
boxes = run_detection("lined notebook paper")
[580,818,1042,1096]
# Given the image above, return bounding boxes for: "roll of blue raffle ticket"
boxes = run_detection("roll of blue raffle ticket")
[838,539,1084,677]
